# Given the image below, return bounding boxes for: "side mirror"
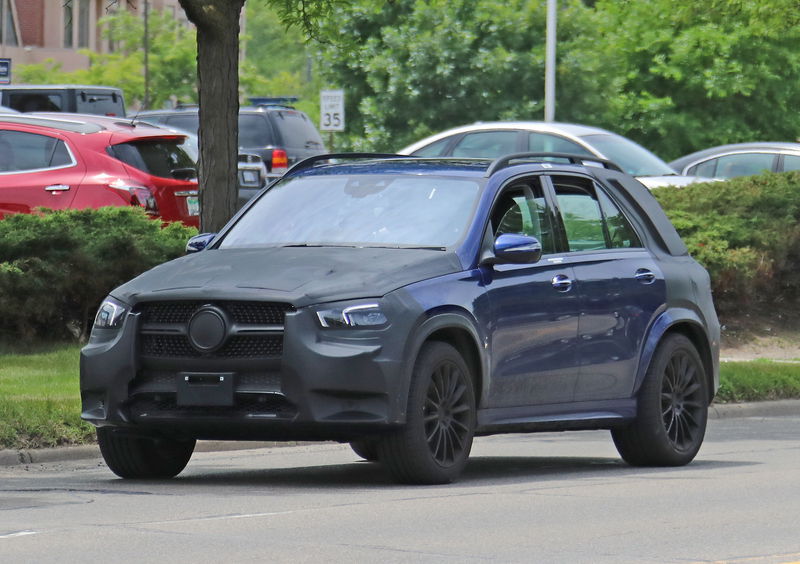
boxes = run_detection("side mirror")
[186,233,216,253]
[490,233,543,265]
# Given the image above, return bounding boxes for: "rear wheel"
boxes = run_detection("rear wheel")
[612,333,709,466]
[378,341,476,484]
[97,428,195,479]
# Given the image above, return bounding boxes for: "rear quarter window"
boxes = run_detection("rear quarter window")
[269,110,324,149]
[110,139,196,180]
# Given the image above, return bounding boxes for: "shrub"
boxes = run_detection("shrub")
[655,171,800,314]
[0,208,196,342]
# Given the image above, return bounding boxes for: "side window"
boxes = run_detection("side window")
[451,131,518,158]
[489,179,555,254]
[552,176,640,251]
[597,190,642,248]
[0,130,72,172]
[527,133,593,156]
[714,153,775,178]
[8,92,63,112]
[782,154,800,172]
[688,158,718,178]
[411,137,451,157]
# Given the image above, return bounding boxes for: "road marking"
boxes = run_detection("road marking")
[0,531,38,539]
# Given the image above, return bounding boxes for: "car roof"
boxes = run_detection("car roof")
[0,84,122,91]
[137,105,299,117]
[0,112,188,138]
[670,142,800,170]
[398,121,615,154]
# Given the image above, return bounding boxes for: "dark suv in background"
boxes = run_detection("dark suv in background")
[137,103,326,182]
[0,85,126,116]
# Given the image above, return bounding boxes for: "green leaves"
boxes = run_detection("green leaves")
[656,172,800,313]
[0,208,196,343]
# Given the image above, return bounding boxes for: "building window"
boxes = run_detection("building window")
[1,0,19,46]
[63,0,93,49]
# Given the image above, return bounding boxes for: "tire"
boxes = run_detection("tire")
[97,427,196,479]
[349,439,379,462]
[612,333,709,467]
[377,341,476,484]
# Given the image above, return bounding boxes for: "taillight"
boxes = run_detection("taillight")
[109,180,159,215]
[271,149,288,175]
[130,187,159,215]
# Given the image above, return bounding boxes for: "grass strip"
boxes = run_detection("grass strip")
[0,347,798,450]
[717,359,800,403]
[0,344,94,450]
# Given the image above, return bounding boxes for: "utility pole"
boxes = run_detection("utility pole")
[544,0,556,122]
[143,0,150,110]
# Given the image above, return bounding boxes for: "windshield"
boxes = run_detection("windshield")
[580,133,675,176]
[219,174,482,249]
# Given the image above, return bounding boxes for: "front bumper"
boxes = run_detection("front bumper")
[80,299,417,442]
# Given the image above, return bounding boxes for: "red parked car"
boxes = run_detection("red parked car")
[0,113,199,227]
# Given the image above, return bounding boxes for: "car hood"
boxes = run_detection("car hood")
[636,174,719,189]
[112,246,464,307]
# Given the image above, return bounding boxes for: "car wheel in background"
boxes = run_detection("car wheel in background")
[612,333,709,466]
[377,341,476,484]
[97,428,196,479]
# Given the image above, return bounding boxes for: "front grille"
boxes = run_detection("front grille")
[136,300,293,360]
[141,334,284,358]
[132,300,295,419]
[139,301,293,326]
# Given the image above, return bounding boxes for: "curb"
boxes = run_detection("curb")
[2,400,798,467]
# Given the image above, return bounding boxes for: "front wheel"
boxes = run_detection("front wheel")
[378,341,476,484]
[97,428,195,479]
[612,333,709,466]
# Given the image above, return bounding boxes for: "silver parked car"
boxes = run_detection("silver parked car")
[398,121,708,189]
[669,142,800,179]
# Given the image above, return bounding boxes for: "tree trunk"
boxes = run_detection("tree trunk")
[178,0,245,232]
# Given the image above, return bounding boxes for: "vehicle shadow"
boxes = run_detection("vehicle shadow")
[161,455,755,490]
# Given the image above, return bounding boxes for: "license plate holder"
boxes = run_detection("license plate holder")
[176,372,234,406]
[186,196,200,216]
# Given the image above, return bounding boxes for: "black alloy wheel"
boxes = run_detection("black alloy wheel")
[378,341,476,484]
[612,333,709,467]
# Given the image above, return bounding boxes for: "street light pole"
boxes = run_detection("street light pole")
[143,0,150,110]
[544,0,556,122]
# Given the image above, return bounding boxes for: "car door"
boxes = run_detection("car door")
[0,127,85,218]
[546,174,666,401]
[483,176,581,407]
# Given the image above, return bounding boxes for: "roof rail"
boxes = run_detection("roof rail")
[485,152,623,177]
[285,153,407,176]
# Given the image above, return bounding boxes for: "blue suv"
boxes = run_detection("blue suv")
[81,153,720,484]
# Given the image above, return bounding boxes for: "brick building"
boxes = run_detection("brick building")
[0,0,186,76]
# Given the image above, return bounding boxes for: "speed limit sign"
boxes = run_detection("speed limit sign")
[320,89,345,132]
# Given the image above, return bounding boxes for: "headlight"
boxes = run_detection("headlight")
[93,297,129,329]
[316,303,388,328]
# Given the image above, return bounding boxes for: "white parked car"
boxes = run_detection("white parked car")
[399,121,709,189]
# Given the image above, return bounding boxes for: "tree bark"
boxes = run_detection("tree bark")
[178,0,245,232]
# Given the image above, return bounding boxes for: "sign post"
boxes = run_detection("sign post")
[320,89,345,150]
[0,59,10,85]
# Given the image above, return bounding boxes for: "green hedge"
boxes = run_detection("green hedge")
[655,171,800,315]
[0,208,196,342]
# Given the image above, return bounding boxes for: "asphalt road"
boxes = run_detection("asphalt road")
[1,414,799,564]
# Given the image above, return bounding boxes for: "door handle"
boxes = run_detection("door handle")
[44,184,70,192]
[551,274,573,292]
[634,268,656,284]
